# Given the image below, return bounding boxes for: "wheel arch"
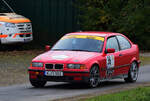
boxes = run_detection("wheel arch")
[91,63,100,69]
[130,57,140,68]
[89,61,100,70]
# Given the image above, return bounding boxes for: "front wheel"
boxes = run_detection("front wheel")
[30,79,47,88]
[88,65,100,88]
[124,62,139,83]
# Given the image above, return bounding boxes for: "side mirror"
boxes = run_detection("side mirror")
[45,45,51,51]
[106,48,115,53]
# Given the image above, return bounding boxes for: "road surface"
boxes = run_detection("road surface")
[0,65,150,101]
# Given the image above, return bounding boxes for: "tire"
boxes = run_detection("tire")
[88,65,100,88]
[30,79,47,88]
[124,62,139,83]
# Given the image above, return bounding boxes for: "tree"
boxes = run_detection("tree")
[77,0,150,50]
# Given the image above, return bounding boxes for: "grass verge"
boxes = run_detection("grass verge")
[0,50,43,86]
[140,56,150,66]
[80,86,150,101]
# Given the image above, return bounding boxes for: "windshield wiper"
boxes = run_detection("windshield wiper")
[69,49,92,52]
[52,49,94,52]
[51,49,71,51]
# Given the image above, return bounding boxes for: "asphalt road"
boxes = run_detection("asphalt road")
[0,65,150,101]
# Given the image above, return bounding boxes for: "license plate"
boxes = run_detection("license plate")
[45,71,63,76]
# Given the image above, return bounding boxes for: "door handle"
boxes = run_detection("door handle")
[119,54,123,56]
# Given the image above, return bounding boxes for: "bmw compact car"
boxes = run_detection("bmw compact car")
[28,32,140,88]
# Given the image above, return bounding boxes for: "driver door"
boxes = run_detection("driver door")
[105,36,121,77]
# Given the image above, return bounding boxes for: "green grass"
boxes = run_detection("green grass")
[140,56,150,66]
[81,87,150,101]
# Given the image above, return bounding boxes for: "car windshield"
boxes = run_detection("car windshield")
[51,35,104,52]
[0,0,12,13]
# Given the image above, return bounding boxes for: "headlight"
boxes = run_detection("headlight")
[5,23,16,28]
[67,64,86,69]
[0,22,5,25]
[32,62,43,67]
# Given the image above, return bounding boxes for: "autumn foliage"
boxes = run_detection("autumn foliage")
[77,0,150,50]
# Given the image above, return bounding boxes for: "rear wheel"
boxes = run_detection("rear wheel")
[89,65,100,88]
[30,79,47,88]
[124,62,138,83]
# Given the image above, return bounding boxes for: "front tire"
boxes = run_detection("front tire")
[30,79,47,88]
[124,62,139,83]
[88,65,100,88]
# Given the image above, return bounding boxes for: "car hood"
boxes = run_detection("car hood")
[33,51,101,63]
[0,13,30,23]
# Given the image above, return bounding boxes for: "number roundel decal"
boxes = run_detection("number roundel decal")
[106,55,115,69]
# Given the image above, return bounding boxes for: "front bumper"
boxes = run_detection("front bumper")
[28,69,90,83]
[1,33,33,44]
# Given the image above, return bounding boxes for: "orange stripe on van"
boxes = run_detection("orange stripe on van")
[0,17,31,23]
[0,35,8,38]
[13,33,32,38]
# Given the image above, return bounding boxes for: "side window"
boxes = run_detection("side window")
[116,36,131,50]
[106,37,119,52]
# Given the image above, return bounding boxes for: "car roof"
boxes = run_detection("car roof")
[66,31,122,37]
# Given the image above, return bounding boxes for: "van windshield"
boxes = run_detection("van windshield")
[0,0,12,13]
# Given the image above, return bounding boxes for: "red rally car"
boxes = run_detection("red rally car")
[28,32,140,88]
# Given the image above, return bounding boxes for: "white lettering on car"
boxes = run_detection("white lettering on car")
[52,55,69,60]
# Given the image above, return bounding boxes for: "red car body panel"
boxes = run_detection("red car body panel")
[28,32,140,83]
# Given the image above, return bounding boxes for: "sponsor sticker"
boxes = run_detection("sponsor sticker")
[36,58,42,60]
[106,55,114,69]
[52,55,68,60]
[61,35,104,41]
[106,55,115,77]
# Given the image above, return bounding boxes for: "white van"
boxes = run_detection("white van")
[0,0,33,44]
